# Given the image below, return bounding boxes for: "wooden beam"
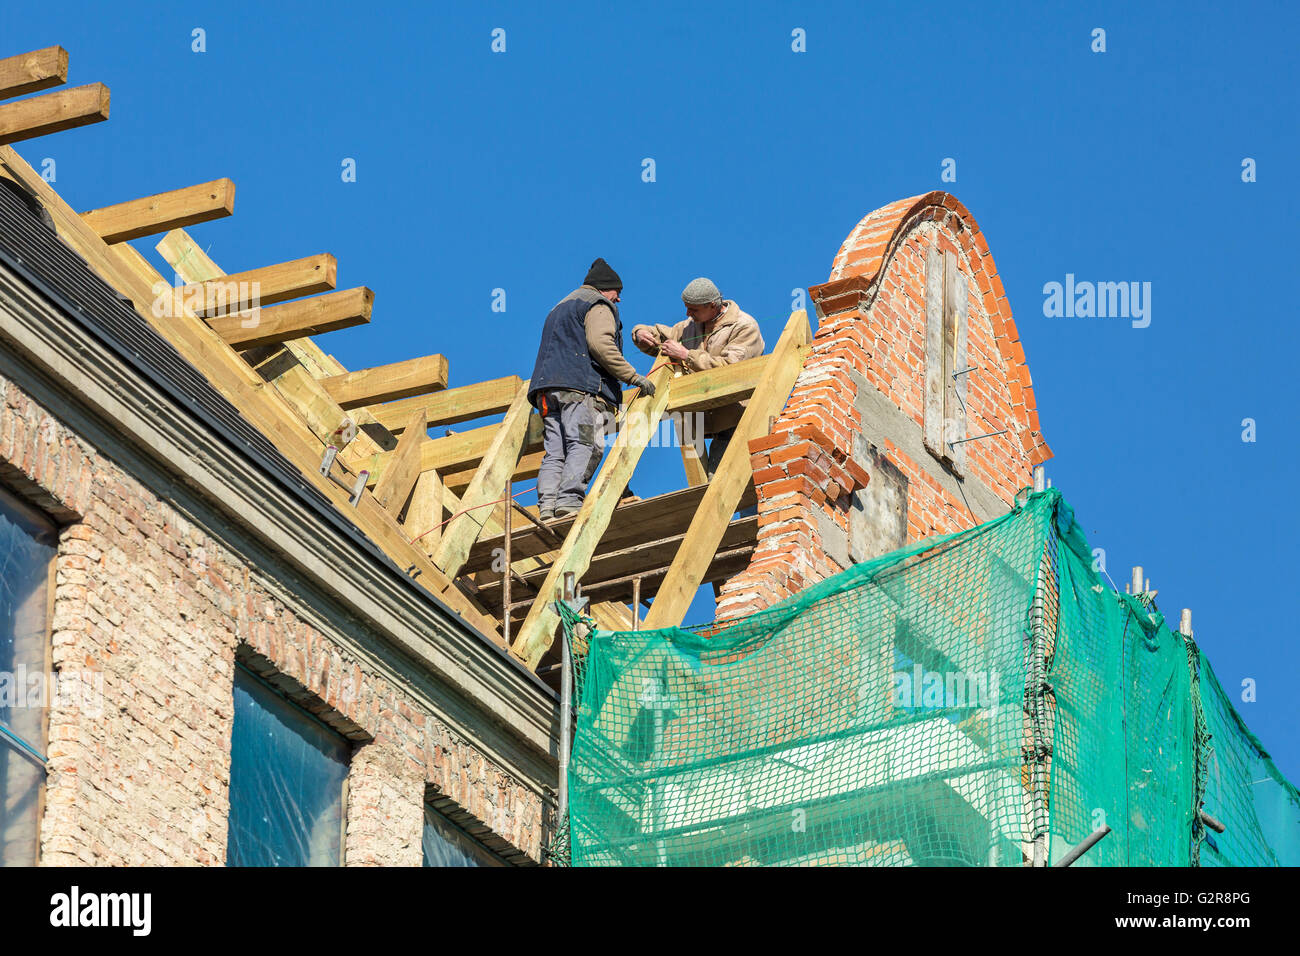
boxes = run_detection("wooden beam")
[372,407,426,514]
[680,432,709,487]
[0,46,68,100]
[646,353,770,413]
[643,311,812,629]
[181,253,337,317]
[510,363,676,669]
[368,376,522,434]
[158,230,347,380]
[442,450,541,495]
[0,146,503,641]
[80,178,236,244]
[402,470,444,558]
[320,354,449,409]
[0,83,109,146]
[209,287,373,349]
[432,383,534,580]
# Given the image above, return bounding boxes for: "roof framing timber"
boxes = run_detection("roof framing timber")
[368,375,522,434]
[0,46,69,99]
[321,353,450,409]
[0,146,503,641]
[642,311,812,629]
[208,286,374,349]
[0,82,109,146]
[182,253,337,317]
[510,362,677,669]
[80,178,235,243]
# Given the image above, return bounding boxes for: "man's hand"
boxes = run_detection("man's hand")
[660,339,690,362]
[634,328,659,350]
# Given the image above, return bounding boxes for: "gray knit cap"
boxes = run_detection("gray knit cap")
[681,277,722,306]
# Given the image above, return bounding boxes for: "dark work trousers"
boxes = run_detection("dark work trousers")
[537,390,608,512]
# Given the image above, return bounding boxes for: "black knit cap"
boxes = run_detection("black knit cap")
[583,257,622,291]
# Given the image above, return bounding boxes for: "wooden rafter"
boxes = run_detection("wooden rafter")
[0,146,503,640]
[372,407,426,513]
[368,375,522,434]
[207,286,373,349]
[181,253,336,317]
[433,382,534,580]
[80,178,235,243]
[510,362,676,669]
[0,46,68,100]
[0,83,109,146]
[320,354,449,409]
[642,311,812,629]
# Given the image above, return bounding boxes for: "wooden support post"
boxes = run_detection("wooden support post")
[0,46,69,100]
[433,382,535,580]
[320,354,450,409]
[80,178,236,244]
[642,311,812,630]
[503,478,513,646]
[372,407,426,513]
[0,82,110,146]
[510,363,676,669]
[402,469,444,558]
[680,433,710,487]
[207,286,374,349]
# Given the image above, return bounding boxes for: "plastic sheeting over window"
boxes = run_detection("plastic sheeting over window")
[422,805,504,867]
[0,487,56,867]
[228,667,351,866]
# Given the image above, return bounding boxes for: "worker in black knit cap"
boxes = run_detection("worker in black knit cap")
[528,258,655,520]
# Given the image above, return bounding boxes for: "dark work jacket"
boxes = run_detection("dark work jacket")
[528,287,623,408]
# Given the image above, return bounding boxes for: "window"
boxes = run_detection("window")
[922,246,970,475]
[0,487,57,867]
[422,803,506,867]
[227,665,350,866]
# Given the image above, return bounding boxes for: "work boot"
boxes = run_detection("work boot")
[555,505,581,519]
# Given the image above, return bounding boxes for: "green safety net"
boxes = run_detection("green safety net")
[553,489,1300,867]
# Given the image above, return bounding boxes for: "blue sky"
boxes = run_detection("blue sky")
[6,1,1297,781]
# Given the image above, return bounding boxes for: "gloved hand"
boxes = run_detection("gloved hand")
[633,374,656,397]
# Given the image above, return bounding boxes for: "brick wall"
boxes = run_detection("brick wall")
[1,374,546,865]
[718,192,1051,620]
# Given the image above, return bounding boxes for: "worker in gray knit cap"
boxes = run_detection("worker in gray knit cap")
[633,277,764,476]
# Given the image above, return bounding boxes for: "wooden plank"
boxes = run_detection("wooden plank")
[402,470,444,558]
[80,178,235,244]
[369,375,522,433]
[643,311,812,630]
[510,362,676,669]
[651,353,769,413]
[0,46,68,100]
[433,383,535,580]
[0,147,503,640]
[373,407,426,513]
[180,253,337,317]
[208,287,373,349]
[321,354,449,409]
[0,83,109,146]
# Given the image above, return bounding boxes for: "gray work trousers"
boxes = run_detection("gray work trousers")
[537,390,608,512]
[705,427,757,518]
